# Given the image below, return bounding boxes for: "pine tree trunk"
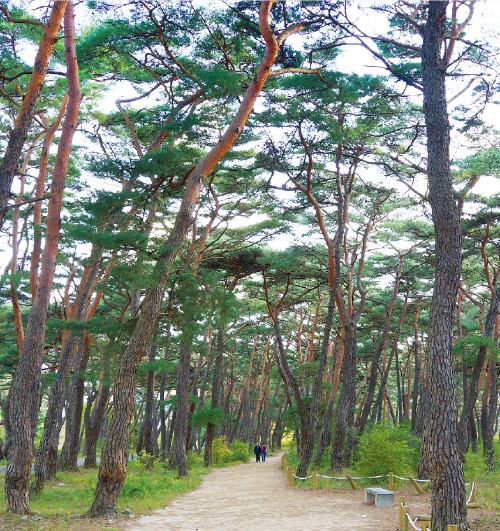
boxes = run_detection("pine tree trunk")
[330,323,357,471]
[4,3,80,511]
[458,288,500,454]
[0,1,68,229]
[204,327,224,466]
[84,359,112,468]
[358,257,403,434]
[169,339,192,476]
[89,2,307,514]
[411,307,422,432]
[32,335,77,494]
[419,3,468,529]
[482,360,498,468]
[59,336,88,470]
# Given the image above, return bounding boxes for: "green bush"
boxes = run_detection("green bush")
[353,424,419,477]
[212,436,232,464]
[463,449,488,481]
[187,450,203,467]
[230,440,250,462]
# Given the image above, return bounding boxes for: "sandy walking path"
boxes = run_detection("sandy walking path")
[122,453,432,530]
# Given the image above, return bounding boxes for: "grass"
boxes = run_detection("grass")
[0,453,211,530]
[283,438,500,529]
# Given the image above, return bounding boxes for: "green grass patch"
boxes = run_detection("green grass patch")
[0,458,210,528]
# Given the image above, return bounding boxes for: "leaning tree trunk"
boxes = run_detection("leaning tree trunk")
[89,1,304,515]
[419,3,468,529]
[31,340,79,494]
[33,274,99,492]
[0,1,68,229]
[4,3,80,512]
[358,256,404,435]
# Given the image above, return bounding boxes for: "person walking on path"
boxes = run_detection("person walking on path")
[261,444,267,462]
[253,444,262,462]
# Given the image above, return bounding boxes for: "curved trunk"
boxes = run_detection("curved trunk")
[89,2,308,514]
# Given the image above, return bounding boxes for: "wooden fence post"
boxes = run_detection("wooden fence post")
[313,472,317,490]
[346,475,357,490]
[389,471,394,490]
[400,506,409,531]
[408,476,424,494]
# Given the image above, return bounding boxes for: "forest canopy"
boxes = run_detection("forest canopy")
[0,1,498,529]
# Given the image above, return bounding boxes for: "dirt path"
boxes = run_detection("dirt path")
[121,453,433,530]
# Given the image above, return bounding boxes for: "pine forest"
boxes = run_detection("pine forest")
[0,1,499,530]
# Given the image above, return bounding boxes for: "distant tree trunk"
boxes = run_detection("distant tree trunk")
[358,256,404,434]
[137,343,159,456]
[59,335,90,470]
[204,327,224,466]
[169,339,192,476]
[330,322,357,471]
[186,352,205,452]
[419,3,468,529]
[411,306,422,432]
[0,1,68,229]
[159,324,171,461]
[458,288,500,454]
[84,351,112,468]
[31,338,77,494]
[5,3,80,511]
[482,359,498,468]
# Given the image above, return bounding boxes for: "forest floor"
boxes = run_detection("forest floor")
[117,453,497,531]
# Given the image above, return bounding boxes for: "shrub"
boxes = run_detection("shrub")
[230,440,250,462]
[212,436,232,464]
[463,449,487,481]
[137,452,157,470]
[353,424,419,477]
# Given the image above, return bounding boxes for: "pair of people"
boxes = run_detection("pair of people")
[253,443,267,462]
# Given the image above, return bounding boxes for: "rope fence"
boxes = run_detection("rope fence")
[281,452,479,530]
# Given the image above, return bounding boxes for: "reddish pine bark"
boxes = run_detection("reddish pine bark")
[89,0,311,517]
[4,1,81,513]
[0,1,68,229]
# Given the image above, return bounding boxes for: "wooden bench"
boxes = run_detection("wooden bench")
[364,487,395,508]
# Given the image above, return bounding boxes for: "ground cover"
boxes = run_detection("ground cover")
[0,455,211,530]
[284,438,500,530]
